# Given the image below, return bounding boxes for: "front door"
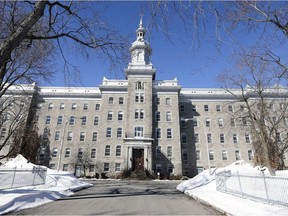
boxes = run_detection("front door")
[132,149,144,172]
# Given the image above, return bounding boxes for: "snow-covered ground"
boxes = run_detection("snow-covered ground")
[0,156,287,215]
[0,155,92,214]
[177,161,288,215]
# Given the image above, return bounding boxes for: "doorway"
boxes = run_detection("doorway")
[132,148,144,172]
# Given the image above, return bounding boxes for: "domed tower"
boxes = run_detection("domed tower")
[124,18,155,173]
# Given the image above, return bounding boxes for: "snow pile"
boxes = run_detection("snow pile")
[0,155,92,214]
[177,160,288,216]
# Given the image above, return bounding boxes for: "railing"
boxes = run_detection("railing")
[215,170,288,207]
[0,166,47,189]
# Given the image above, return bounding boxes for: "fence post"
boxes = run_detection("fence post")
[11,167,17,188]
[262,171,270,204]
[237,171,243,197]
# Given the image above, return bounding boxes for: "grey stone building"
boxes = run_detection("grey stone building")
[1,19,288,178]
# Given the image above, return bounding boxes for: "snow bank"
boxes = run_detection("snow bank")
[0,155,92,214]
[177,160,288,216]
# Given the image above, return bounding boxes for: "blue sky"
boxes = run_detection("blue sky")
[50,1,272,88]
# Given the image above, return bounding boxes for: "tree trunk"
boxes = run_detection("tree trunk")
[0,0,47,80]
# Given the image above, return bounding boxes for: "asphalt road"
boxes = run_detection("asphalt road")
[12,180,224,215]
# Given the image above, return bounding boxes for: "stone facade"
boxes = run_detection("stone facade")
[1,20,288,178]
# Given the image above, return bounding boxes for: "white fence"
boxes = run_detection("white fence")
[215,170,288,207]
[0,166,47,189]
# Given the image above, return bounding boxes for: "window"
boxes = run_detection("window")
[230,118,236,127]
[248,150,253,160]
[156,164,162,173]
[218,118,224,127]
[81,116,87,125]
[105,145,111,156]
[106,128,112,138]
[216,105,221,112]
[107,111,113,121]
[67,132,73,141]
[233,134,238,144]
[60,103,65,110]
[136,81,144,90]
[89,165,95,173]
[57,116,63,125]
[205,118,211,127]
[135,93,144,102]
[167,128,172,139]
[276,133,282,142]
[242,117,247,126]
[1,128,6,138]
[228,105,233,112]
[220,134,225,143]
[240,105,244,111]
[194,133,199,143]
[94,116,99,125]
[118,111,123,121]
[156,111,160,121]
[207,133,212,143]
[166,111,172,121]
[117,128,122,138]
[65,148,71,158]
[109,97,113,104]
[50,164,56,170]
[245,134,251,143]
[80,132,85,141]
[72,103,77,110]
[222,150,228,160]
[156,97,160,105]
[115,163,121,172]
[95,104,100,110]
[192,105,197,112]
[135,109,144,119]
[116,146,121,156]
[209,150,214,160]
[83,104,88,111]
[182,150,188,161]
[204,105,209,112]
[181,133,187,143]
[69,116,75,125]
[42,130,49,141]
[45,116,51,124]
[104,163,110,172]
[167,164,173,173]
[55,131,60,141]
[196,150,200,160]
[181,118,186,128]
[235,150,241,160]
[52,148,58,157]
[63,164,68,171]
[193,118,198,127]
[48,103,53,110]
[134,126,143,137]
[167,146,172,158]
[166,98,171,105]
[156,128,161,139]
[91,148,96,158]
[180,105,185,112]
[156,146,161,158]
[92,132,98,141]
[119,97,124,104]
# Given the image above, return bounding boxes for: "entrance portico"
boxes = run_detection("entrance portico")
[124,138,153,172]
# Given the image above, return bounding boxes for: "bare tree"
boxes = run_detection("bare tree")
[0,0,128,96]
[0,87,36,159]
[218,51,288,175]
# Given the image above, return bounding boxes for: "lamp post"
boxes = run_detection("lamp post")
[194,117,211,175]
[57,120,69,172]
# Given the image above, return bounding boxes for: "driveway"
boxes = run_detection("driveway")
[12,180,224,215]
